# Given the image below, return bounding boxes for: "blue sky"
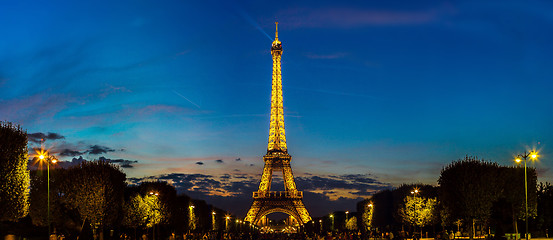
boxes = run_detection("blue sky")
[2,0,553,217]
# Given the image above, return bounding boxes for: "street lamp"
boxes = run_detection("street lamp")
[212,211,217,231]
[225,215,230,232]
[411,188,420,240]
[367,203,374,232]
[189,205,195,232]
[345,211,349,231]
[319,219,323,232]
[149,192,160,240]
[515,151,538,240]
[329,214,334,232]
[37,149,57,237]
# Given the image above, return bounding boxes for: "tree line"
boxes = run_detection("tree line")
[0,121,243,240]
[356,156,553,240]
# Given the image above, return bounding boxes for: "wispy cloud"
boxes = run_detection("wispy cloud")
[288,86,380,99]
[278,7,441,29]
[127,172,392,216]
[87,145,116,155]
[28,132,65,143]
[0,93,74,125]
[305,52,348,59]
[99,84,131,98]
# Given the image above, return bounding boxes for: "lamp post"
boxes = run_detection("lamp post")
[367,203,374,237]
[515,151,538,240]
[149,191,160,240]
[411,189,420,240]
[319,219,323,233]
[329,214,334,232]
[189,205,195,233]
[38,149,57,237]
[212,211,217,231]
[345,211,350,231]
[225,216,230,232]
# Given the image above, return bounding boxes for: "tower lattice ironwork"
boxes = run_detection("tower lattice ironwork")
[245,22,312,226]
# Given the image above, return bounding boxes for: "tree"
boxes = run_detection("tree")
[536,182,553,236]
[123,194,149,229]
[29,169,60,226]
[369,189,395,228]
[143,194,167,228]
[439,156,503,240]
[392,184,439,226]
[500,167,537,235]
[173,194,191,234]
[123,193,167,228]
[59,160,126,239]
[346,216,358,231]
[0,121,30,221]
[357,200,373,232]
[399,195,437,228]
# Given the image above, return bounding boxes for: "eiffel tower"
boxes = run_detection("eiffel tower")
[244,22,312,226]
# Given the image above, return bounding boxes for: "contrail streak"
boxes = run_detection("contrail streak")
[287,86,382,100]
[231,3,273,41]
[173,90,201,108]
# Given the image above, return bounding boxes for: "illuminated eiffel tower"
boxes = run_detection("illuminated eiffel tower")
[245,22,312,226]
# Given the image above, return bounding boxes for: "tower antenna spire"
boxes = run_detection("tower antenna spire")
[275,22,279,40]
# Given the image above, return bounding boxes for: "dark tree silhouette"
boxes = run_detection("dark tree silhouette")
[536,182,553,236]
[438,156,503,240]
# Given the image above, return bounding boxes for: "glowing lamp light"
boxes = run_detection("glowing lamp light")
[39,155,45,160]
[51,159,57,164]
[212,211,216,215]
[516,158,522,163]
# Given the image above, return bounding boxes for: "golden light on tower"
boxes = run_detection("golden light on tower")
[245,22,311,225]
[267,21,287,152]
